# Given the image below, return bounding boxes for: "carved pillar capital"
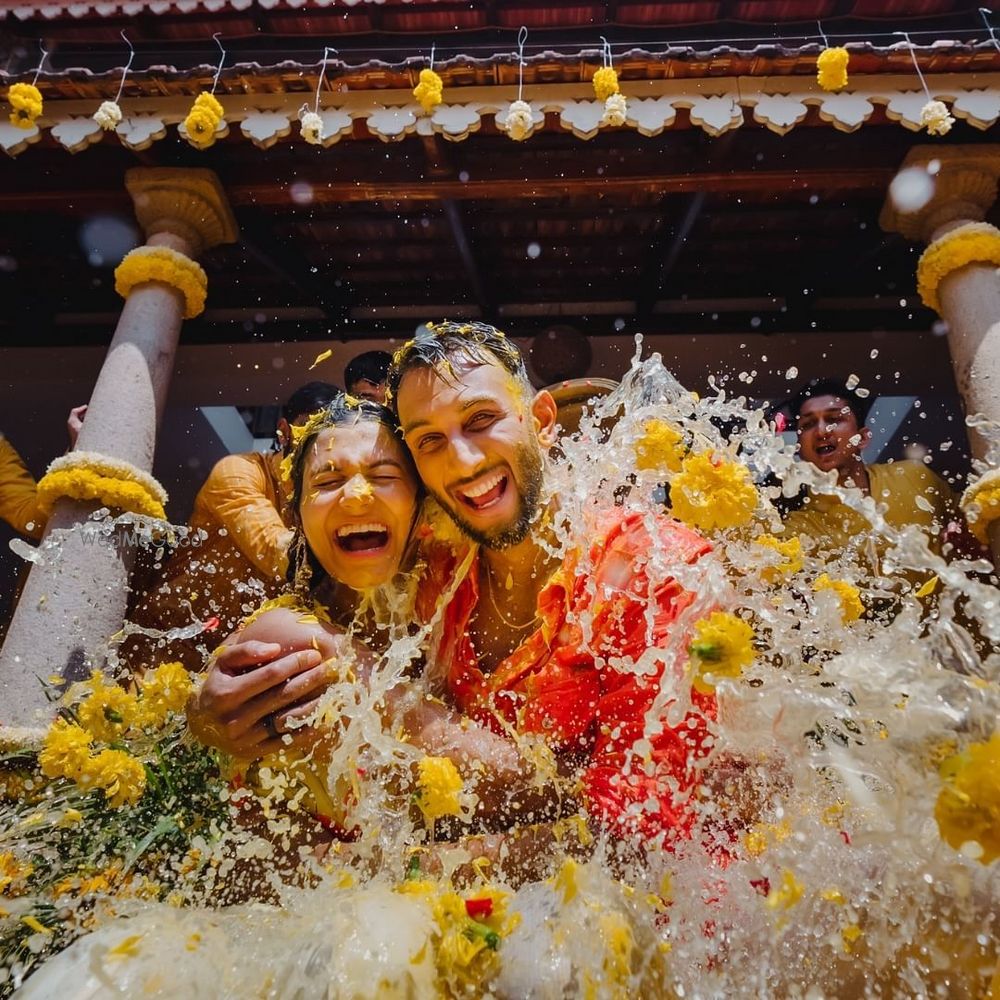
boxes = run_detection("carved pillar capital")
[879,146,1000,244]
[125,167,239,257]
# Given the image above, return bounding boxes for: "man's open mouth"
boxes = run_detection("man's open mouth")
[335,522,390,553]
[815,443,837,457]
[458,470,508,511]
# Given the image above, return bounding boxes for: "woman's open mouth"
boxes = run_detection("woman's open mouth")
[335,522,390,554]
[458,470,508,511]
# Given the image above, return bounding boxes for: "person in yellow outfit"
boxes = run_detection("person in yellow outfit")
[780,378,981,586]
[0,406,88,540]
[125,382,340,670]
[0,434,45,540]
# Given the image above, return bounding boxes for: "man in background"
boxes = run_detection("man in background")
[344,350,392,404]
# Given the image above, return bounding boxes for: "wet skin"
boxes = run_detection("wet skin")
[796,393,871,488]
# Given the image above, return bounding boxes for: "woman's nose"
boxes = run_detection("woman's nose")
[341,474,373,507]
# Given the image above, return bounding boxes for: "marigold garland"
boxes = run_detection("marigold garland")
[183,91,225,149]
[960,468,1000,545]
[916,222,1000,314]
[37,450,168,520]
[413,68,443,115]
[114,245,208,319]
[7,82,43,129]
[592,66,619,102]
[816,47,849,92]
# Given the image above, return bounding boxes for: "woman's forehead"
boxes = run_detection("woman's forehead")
[306,420,401,467]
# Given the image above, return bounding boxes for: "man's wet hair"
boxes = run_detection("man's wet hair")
[786,377,873,428]
[344,350,393,391]
[281,381,342,423]
[386,321,530,409]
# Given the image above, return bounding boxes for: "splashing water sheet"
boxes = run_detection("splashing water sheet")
[2,344,998,998]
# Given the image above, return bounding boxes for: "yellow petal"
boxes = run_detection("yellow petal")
[309,348,332,371]
[21,916,51,934]
[108,934,143,957]
[915,575,939,598]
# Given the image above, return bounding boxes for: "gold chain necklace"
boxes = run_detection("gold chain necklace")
[480,560,539,632]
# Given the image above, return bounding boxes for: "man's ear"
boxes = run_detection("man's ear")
[276,417,292,451]
[858,425,872,451]
[531,389,559,448]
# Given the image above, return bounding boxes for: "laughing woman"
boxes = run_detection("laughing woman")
[187,394,549,846]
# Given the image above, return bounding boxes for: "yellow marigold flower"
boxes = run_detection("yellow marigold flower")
[7,82,43,129]
[413,68,443,114]
[39,718,92,782]
[598,910,634,988]
[415,755,462,823]
[0,851,33,895]
[813,574,864,624]
[592,65,620,101]
[184,106,219,149]
[193,91,224,120]
[81,749,147,808]
[634,418,686,474]
[670,452,757,532]
[688,611,755,695]
[137,661,193,728]
[77,673,140,743]
[934,733,1000,865]
[753,534,803,582]
[816,47,849,92]
[766,869,805,911]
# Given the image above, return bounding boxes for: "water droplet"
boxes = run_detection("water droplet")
[289,181,314,205]
[889,166,935,213]
[526,242,541,259]
[785,366,798,380]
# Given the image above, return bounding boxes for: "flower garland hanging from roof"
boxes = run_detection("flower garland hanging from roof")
[7,44,47,130]
[505,26,534,141]
[183,34,227,149]
[594,37,627,127]
[414,45,443,116]
[92,31,134,132]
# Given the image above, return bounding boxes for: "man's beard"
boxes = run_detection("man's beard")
[433,443,544,550]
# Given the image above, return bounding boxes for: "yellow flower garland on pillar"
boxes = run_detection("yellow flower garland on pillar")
[916,222,1000,315]
[960,468,1000,545]
[114,245,208,319]
[7,82,43,129]
[37,451,168,521]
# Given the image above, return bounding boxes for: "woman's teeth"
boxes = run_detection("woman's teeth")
[337,522,388,537]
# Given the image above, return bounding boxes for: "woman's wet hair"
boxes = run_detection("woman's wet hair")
[284,393,417,589]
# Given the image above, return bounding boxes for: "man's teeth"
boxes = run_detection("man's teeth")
[336,522,388,537]
[463,471,504,499]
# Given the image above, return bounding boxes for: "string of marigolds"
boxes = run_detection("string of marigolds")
[8,18,996,144]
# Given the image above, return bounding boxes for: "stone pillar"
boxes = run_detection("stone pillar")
[0,168,237,726]
[880,146,1000,567]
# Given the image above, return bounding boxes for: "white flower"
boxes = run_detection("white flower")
[300,110,324,145]
[602,92,628,127]
[93,100,122,131]
[920,99,954,136]
[505,99,534,141]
